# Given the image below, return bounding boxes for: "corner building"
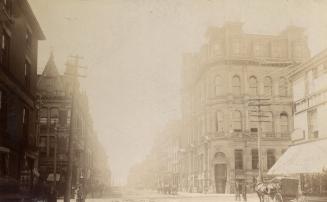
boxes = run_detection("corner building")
[180,22,310,194]
[37,54,94,196]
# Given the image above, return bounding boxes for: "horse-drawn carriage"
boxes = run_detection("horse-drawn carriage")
[255,176,299,202]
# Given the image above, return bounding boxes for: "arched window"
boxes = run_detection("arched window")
[267,149,276,169]
[249,76,258,96]
[279,77,287,97]
[280,112,289,135]
[39,108,48,133]
[232,110,242,132]
[215,75,223,96]
[215,111,223,132]
[264,77,273,96]
[232,75,241,95]
[50,108,59,132]
[263,112,274,136]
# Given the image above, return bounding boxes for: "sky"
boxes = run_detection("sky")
[29,0,327,184]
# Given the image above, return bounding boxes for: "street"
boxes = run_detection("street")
[58,190,260,202]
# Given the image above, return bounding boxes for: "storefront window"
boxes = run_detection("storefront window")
[301,174,327,196]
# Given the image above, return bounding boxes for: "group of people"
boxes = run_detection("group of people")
[235,181,247,202]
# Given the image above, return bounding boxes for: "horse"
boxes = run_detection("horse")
[255,182,280,202]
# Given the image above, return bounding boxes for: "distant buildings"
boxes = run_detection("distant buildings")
[127,121,182,191]
[0,0,45,199]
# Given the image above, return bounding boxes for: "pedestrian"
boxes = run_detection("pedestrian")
[241,182,247,202]
[235,181,241,201]
[47,187,57,202]
[76,185,84,202]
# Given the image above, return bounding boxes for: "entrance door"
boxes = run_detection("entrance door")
[214,164,227,193]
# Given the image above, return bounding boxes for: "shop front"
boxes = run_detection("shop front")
[268,139,327,201]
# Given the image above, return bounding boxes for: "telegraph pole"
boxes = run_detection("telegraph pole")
[64,55,86,202]
[248,98,271,183]
[53,121,58,190]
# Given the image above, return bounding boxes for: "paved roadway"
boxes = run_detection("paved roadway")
[59,190,260,202]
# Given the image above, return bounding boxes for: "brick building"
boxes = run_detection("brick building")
[0,0,45,198]
[37,53,94,196]
[179,22,310,193]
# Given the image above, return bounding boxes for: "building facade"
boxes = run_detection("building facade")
[290,49,327,141]
[180,22,310,193]
[268,49,327,200]
[0,0,45,198]
[37,54,94,196]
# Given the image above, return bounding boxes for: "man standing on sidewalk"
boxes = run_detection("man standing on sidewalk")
[241,182,247,202]
[235,181,241,201]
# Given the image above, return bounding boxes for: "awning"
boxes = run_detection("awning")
[268,139,327,175]
[0,147,10,153]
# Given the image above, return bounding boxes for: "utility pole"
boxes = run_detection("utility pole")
[248,98,271,183]
[53,121,58,190]
[64,55,86,202]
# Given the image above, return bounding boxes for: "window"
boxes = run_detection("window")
[279,77,287,97]
[0,151,9,177]
[22,107,29,138]
[26,30,32,49]
[249,106,258,135]
[215,75,223,96]
[234,149,243,169]
[49,136,55,157]
[232,39,241,55]
[39,136,47,157]
[212,43,222,56]
[22,108,26,124]
[67,109,71,126]
[253,43,262,56]
[232,75,241,95]
[39,108,48,134]
[59,110,68,127]
[0,31,10,69]
[308,109,318,139]
[249,76,258,96]
[0,90,7,129]
[251,149,258,169]
[215,111,223,132]
[24,61,31,89]
[280,112,289,135]
[267,149,276,169]
[50,108,59,132]
[232,110,242,132]
[263,112,274,136]
[264,77,272,96]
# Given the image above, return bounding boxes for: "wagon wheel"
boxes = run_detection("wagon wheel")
[273,193,283,202]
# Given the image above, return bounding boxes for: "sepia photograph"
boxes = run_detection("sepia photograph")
[0,0,327,201]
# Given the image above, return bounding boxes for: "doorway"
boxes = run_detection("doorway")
[214,163,227,193]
